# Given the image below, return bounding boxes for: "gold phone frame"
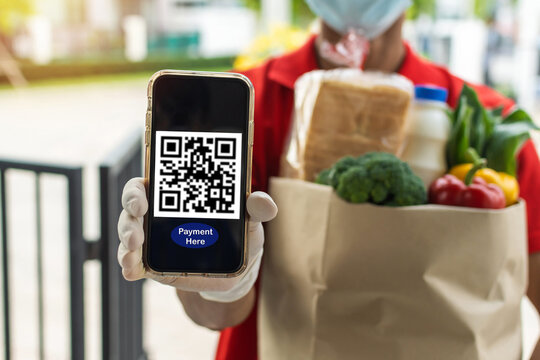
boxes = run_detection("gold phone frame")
[143,70,254,278]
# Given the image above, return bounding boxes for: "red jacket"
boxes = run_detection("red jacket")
[216,35,540,360]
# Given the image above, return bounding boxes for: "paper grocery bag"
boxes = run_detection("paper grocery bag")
[258,178,528,360]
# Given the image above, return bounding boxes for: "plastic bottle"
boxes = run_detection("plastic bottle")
[402,85,450,188]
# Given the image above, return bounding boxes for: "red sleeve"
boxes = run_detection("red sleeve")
[517,139,540,254]
[236,65,269,193]
[215,305,258,360]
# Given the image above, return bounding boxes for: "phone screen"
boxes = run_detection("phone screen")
[145,73,252,274]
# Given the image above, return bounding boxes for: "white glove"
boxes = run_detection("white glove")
[117,177,277,303]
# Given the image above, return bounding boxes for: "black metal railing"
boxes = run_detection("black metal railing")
[99,131,146,360]
[0,130,145,360]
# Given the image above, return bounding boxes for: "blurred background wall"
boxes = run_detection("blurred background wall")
[2,0,540,108]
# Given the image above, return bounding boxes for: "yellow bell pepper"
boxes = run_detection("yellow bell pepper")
[497,172,520,206]
[449,163,519,206]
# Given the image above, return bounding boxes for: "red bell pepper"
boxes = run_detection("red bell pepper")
[428,148,506,209]
[429,175,506,209]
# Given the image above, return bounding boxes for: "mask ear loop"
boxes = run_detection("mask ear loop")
[319,29,370,69]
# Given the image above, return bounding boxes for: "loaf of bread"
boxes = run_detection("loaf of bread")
[282,69,413,181]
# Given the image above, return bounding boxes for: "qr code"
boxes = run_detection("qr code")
[153,131,242,219]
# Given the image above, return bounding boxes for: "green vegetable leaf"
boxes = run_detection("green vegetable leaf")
[490,106,504,124]
[470,108,485,152]
[456,107,473,165]
[450,94,464,127]
[445,108,455,126]
[485,122,534,176]
[502,109,540,128]
[461,84,499,156]
[482,108,498,148]
[446,101,473,168]
[446,84,538,175]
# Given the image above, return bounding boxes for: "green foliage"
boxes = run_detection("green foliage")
[485,124,532,176]
[319,152,427,207]
[473,0,496,20]
[446,84,539,176]
[240,0,314,25]
[242,0,260,11]
[407,0,436,20]
[291,0,314,26]
[0,0,33,35]
[407,0,518,21]
[485,110,539,175]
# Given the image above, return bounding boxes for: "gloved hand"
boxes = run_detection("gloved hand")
[117,178,277,302]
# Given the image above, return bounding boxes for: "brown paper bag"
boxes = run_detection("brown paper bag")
[259,178,528,360]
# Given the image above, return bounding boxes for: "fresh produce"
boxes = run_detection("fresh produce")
[429,175,506,209]
[449,163,503,188]
[315,152,427,206]
[449,163,519,206]
[328,156,358,188]
[446,85,539,176]
[315,168,332,186]
[430,149,506,209]
[497,172,520,206]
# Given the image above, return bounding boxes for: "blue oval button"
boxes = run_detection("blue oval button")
[171,223,219,249]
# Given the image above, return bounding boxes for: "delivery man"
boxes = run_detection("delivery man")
[117,0,540,358]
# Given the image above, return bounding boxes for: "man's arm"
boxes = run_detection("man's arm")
[176,287,255,331]
[528,253,540,359]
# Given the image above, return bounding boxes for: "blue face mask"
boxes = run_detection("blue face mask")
[305,0,412,39]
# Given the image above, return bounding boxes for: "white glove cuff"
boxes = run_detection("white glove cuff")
[199,248,263,303]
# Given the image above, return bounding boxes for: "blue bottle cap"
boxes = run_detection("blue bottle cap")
[414,85,448,103]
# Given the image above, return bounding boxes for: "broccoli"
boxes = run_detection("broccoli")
[356,152,400,166]
[336,166,373,203]
[328,152,427,206]
[315,168,332,185]
[328,156,358,189]
[390,172,427,206]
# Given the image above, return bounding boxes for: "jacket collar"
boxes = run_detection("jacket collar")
[267,34,319,90]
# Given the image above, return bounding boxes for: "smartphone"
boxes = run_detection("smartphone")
[143,70,254,277]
